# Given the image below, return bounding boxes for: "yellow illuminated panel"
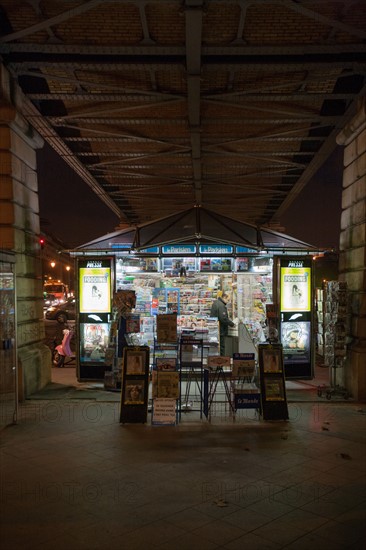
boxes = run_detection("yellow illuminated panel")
[280,267,311,312]
[79,267,111,313]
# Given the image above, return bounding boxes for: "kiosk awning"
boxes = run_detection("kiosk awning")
[73,206,318,254]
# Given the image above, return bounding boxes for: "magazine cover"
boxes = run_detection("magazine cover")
[156,358,177,371]
[232,360,256,377]
[156,372,179,399]
[125,349,147,375]
[124,380,145,404]
[156,313,177,343]
[264,378,285,401]
[126,313,141,333]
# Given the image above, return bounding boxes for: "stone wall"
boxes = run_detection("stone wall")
[337,98,366,401]
[1,64,51,399]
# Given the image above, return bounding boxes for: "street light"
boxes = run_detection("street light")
[66,265,71,295]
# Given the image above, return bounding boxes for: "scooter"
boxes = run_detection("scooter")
[53,327,75,367]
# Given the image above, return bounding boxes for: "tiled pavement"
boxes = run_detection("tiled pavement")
[0,366,365,550]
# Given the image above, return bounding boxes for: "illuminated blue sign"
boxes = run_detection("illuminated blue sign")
[140,247,159,254]
[200,244,233,254]
[236,246,257,253]
[162,245,196,254]
[111,243,131,249]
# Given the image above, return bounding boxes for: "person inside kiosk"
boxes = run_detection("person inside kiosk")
[210,291,235,356]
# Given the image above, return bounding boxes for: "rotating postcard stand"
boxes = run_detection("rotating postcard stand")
[120,346,150,424]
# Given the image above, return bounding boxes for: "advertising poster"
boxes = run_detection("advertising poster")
[262,348,282,373]
[124,380,145,404]
[125,350,146,375]
[264,378,285,401]
[281,321,311,363]
[152,398,176,425]
[280,266,311,312]
[80,323,110,362]
[80,265,111,313]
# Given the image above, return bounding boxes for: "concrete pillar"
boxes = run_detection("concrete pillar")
[0,63,51,399]
[336,98,366,401]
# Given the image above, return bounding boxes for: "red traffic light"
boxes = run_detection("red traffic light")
[39,238,45,249]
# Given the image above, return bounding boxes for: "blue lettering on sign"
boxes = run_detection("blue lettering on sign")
[234,393,260,409]
[200,244,233,254]
[111,244,131,249]
[236,246,257,253]
[140,246,159,253]
[162,245,196,254]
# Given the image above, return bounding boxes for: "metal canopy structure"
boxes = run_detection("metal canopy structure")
[74,205,317,252]
[0,0,365,229]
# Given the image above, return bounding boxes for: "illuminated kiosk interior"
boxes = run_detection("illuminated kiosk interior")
[72,207,323,382]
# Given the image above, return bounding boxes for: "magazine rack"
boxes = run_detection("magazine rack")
[204,363,234,419]
[150,313,180,424]
[151,340,180,425]
[179,335,205,419]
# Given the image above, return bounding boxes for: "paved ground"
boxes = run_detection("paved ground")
[1,363,365,549]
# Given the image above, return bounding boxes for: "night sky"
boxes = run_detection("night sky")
[37,143,120,248]
[280,147,343,251]
[37,142,343,251]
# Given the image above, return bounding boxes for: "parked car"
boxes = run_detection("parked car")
[43,293,58,309]
[45,297,76,323]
